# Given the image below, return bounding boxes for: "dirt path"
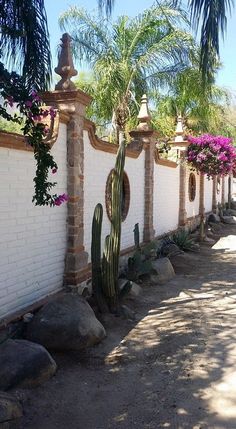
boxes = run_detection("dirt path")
[13,224,236,429]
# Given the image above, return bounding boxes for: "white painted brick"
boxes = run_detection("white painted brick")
[0,123,67,320]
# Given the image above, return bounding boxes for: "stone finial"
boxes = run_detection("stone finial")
[174,114,185,143]
[137,94,151,131]
[55,33,78,91]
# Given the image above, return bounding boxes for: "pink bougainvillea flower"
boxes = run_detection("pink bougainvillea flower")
[187,134,236,178]
[54,193,68,206]
[31,91,41,102]
[7,96,14,107]
[25,100,33,108]
[49,108,57,119]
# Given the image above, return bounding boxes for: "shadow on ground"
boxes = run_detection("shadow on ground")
[12,224,236,429]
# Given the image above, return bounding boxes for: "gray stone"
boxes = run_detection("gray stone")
[224,209,236,216]
[222,216,236,225]
[121,305,136,320]
[151,258,175,284]
[0,392,23,424]
[26,294,106,351]
[208,213,221,223]
[161,243,183,257]
[0,339,56,391]
[129,282,142,298]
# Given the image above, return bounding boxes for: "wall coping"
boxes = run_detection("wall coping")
[154,149,178,168]
[84,119,144,159]
[0,110,61,151]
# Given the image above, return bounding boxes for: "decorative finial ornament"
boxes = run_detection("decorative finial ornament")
[137,94,151,131]
[55,33,78,91]
[174,114,185,143]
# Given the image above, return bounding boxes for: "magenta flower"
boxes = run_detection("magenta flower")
[25,100,33,108]
[52,167,57,174]
[54,194,68,206]
[187,134,236,178]
[7,96,14,107]
[49,108,57,119]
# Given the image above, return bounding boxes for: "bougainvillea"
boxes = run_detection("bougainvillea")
[1,65,67,206]
[187,134,236,178]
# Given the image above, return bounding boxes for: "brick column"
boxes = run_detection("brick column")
[228,175,232,208]
[221,176,225,205]
[44,33,92,286]
[199,173,205,217]
[179,151,187,226]
[143,136,156,242]
[130,94,155,242]
[212,176,217,213]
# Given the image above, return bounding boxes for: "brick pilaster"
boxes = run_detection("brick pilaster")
[212,176,217,213]
[43,90,92,286]
[143,136,155,242]
[221,176,225,205]
[199,173,205,217]
[179,152,187,226]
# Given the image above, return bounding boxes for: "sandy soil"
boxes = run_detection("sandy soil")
[11,224,236,429]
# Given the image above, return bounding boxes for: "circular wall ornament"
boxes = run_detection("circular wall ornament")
[188,173,196,202]
[105,169,130,222]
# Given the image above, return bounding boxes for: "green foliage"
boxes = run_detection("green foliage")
[153,58,236,140]
[60,3,193,134]
[188,0,233,83]
[171,229,196,251]
[0,117,22,134]
[126,223,155,281]
[0,0,51,91]
[91,133,126,312]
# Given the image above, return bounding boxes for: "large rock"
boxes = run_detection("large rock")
[222,216,236,225]
[129,282,142,298]
[26,294,106,351]
[0,339,56,391]
[224,209,236,216]
[208,213,221,223]
[0,392,23,424]
[150,258,175,284]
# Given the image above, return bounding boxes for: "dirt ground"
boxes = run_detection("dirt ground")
[11,224,236,429]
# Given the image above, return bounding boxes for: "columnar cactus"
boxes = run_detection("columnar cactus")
[91,135,126,312]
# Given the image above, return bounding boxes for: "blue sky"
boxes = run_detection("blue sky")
[44,0,236,93]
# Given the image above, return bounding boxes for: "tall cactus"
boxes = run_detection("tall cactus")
[91,203,108,312]
[91,134,126,312]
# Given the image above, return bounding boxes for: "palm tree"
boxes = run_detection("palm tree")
[0,0,52,91]
[59,3,193,134]
[154,59,232,137]
[100,0,234,83]
[188,0,233,81]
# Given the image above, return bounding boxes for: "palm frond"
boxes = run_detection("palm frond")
[0,0,51,90]
[188,0,233,81]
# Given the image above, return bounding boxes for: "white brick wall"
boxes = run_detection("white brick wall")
[0,123,67,320]
[185,170,200,218]
[204,176,213,212]
[216,177,222,205]
[153,164,180,235]
[83,131,145,260]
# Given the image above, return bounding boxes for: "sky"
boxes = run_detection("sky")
[44,0,236,93]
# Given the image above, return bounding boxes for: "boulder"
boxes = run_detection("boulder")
[208,213,221,223]
[129,282,142,298]
[0,392,23,424]
[150,257,175,284]
[0,339,56,391]
[26,294,106,351]
[224,209,236,216]
[222,216,236,225]
[160,242,183,258]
